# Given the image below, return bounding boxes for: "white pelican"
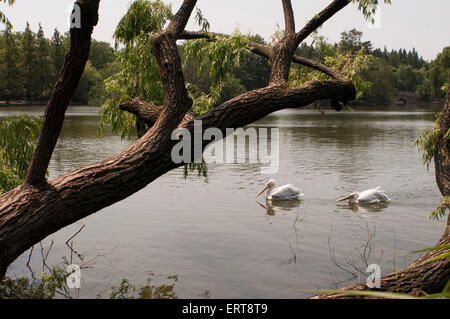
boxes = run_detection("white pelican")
[256,179,304,200]
[336,186,391,204]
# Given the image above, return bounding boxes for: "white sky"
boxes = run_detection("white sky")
[1,0,449,61]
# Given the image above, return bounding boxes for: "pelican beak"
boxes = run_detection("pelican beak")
[256,185,270,198]
[336,194,353,202]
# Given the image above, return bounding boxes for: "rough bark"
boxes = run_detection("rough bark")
[435,88,450,197]
[311,87,450,299]
[0,0,358,277]
[119,97,194,128]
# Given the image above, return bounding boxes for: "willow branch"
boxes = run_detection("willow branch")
[179,30,344,80]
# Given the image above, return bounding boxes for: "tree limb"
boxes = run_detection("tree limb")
[281,0,295,35]
[24,0,100,187]
[296,0,351,46]
[119,97,194,128]
[147,0,195,138]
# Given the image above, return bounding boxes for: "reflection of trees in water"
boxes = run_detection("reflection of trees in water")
[3,225,210,299]
[327,214,385,289]
[50,115,133,177]
[256,199,305,266]
[260,110,435,188]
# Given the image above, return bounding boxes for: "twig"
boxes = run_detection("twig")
[66,225,86,263]
[65,225,85,247]
[26,246,35,280]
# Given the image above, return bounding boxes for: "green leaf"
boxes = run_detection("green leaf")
[0,116,42,193]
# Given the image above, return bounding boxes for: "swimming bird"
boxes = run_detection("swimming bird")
[336,186,391,204]
[256,179,304,200]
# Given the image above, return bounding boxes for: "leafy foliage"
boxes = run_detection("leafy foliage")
[0,0,15,27]
[0,116,42,194]
[110,274,179,299]
[289,34,376,100]
[413,112,443,167]
[429,197,449,220]
[0,265,71,299]
[99,0,172,138]
[0,22,115,104]
[430,47,450,98]
[183,30,249,114]
[352,0,391,24]
[414,113,449,220]
[114,0,172,48]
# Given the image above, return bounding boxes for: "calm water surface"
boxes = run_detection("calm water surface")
[1,104,446,298]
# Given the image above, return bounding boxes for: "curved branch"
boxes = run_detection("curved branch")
[295,0,351,46]
[292,55,345,81]
[24,0,100,187]
[119,97,194,128]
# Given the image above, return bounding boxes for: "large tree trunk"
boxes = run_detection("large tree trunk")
[435,89,450,198]
[312,87,450,299]
[0,0,358,278]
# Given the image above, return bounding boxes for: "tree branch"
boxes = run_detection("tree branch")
[147,0,195,136]
[292,55,345,81]
[24,0,100,187]
[166,0,197,37]
[119,97,194,128]
[296,0,351,46]
[281,0,295,35]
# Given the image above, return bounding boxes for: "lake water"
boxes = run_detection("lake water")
[1,104,447,298]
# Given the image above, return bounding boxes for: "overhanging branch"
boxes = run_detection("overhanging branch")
[119,97,194,128]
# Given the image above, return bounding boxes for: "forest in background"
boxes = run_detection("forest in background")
[0,22,448,106]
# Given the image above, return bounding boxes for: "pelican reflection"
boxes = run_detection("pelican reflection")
[256,199,302,216]
[338,201,390,213]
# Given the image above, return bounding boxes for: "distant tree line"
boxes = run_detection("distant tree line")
[0,24,448,106]
[296,29,449,104]
[0,22,117,104]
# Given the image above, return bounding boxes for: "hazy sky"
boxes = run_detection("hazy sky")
[1,0,449,61]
